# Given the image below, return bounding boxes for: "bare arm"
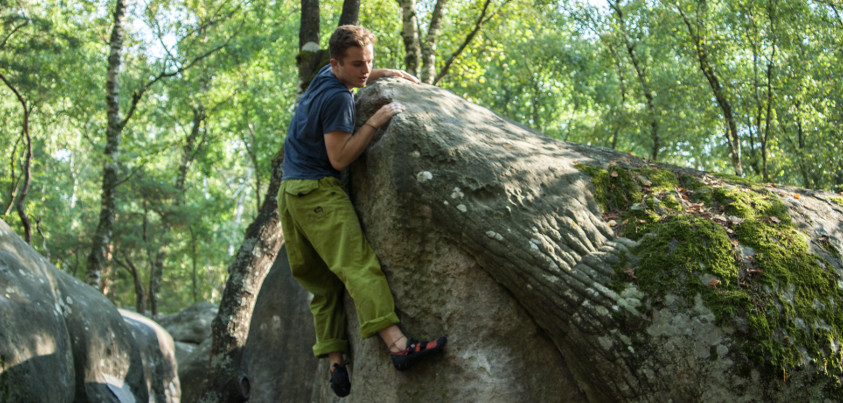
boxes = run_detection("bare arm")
[367,69,420,85]
[324,102,406,171]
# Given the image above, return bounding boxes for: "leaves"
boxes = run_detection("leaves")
[3,0,843,314]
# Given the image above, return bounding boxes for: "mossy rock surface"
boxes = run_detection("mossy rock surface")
[578,162,843,396]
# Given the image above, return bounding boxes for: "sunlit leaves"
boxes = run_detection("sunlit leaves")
[2,0,842,314]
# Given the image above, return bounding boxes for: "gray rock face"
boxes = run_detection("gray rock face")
[157,301,218,344]
[157,302,219,403]
[242,85,588,400]
[242,245,317,402]
[0,219,179,402]
[121,309,180,402]
[177,337,212,403]
[349,79,594,402]
[345,79,843,401]
[0,222,75,402]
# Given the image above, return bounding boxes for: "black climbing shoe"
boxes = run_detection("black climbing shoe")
[390,336,447,371]
[330,362,351,397]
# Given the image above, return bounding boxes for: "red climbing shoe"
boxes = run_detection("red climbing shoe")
[390,336,447,371]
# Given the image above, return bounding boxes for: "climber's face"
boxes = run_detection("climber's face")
[331,44,374,90]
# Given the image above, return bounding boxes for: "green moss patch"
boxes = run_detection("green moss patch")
[575,162,686,240]
[734,221,843,379]
[712,172,757,186]
[711,187,792,224]
[631,215,741,305]
[575,163,642,212]
[831,196,843,208]
[818,236,842,259]
[577,163,843,385]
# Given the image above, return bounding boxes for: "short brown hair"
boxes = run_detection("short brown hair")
[329,25,376,63]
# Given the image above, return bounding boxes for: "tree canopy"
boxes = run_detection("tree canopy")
[1,0,841,313]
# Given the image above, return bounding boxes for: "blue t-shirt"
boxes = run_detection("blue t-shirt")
[282,65,356,180]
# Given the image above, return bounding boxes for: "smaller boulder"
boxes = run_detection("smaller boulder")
[156,301,218,344]
[120,310,180,403]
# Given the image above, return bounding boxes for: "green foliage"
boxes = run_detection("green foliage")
[3,0,842,316]
[1,0,306,313]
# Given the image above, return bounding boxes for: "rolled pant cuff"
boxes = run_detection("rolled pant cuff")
[312,338,350,358]
[359,312,401,339]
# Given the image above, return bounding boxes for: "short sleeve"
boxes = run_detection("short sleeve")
[321,91,355,134]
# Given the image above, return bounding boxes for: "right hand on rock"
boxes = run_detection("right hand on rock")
[367,102,406,129]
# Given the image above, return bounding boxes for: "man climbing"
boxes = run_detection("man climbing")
[277,25,447,397]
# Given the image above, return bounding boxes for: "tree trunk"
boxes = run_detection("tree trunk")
[241,116,262,212]
[398,0,500,86]
[13,110,31,243]
[761,57,773,182]
[793,100,811,188]
[433,0,496,85]
[142,204,157,316]
[190,226,199,303]
[177,104,206,197]
[148,99,208,316]
[86,0,128,289]
[338,0,360,26]
[296,0,329,100]
[760,0,777,182]
[0,73,33,243]
[608,0,659,161]
[396,0,421,78]
[609,44,627,150]
[675,1,742,176]
[198,153,285,402]
[836,160,843,191]
[199,3,361,400]
[420,0,448,84]
[115,251,146,314]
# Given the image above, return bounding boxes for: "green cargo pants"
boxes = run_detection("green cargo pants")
[278,176,400,357]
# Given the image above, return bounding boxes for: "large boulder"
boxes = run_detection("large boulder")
[344,78,843,401]
[225,78,843,401]
[0,219,180,402]
[0,222,75,402]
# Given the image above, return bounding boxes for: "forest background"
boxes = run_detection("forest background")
[2,0,841,316]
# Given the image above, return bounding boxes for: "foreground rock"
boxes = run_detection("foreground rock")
[0,220,179,402]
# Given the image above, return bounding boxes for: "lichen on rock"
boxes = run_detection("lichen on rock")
[577,162,843,397]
